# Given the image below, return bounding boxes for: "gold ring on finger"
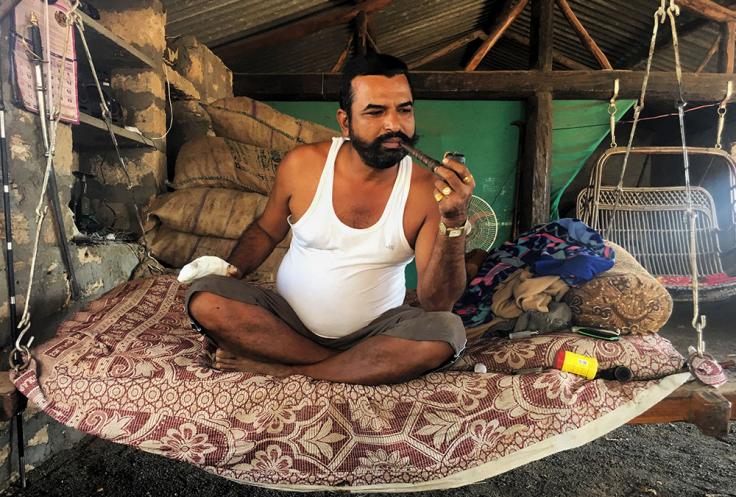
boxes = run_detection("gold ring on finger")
[441,186,452,196]
[463,175,473,185]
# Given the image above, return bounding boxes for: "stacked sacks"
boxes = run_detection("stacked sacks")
[145,98,337,282]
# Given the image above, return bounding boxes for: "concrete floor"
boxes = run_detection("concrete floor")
[660,300,736,363]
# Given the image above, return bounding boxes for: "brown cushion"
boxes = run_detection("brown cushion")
[564,242,673,334]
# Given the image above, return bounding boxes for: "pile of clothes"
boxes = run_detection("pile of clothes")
[454,218,615,334]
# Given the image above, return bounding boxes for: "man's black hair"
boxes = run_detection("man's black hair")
[339,53,413,120]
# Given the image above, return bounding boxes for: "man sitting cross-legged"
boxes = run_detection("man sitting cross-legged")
[186,53,475,385]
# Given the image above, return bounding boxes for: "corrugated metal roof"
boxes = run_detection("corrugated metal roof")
[162,0,736,74]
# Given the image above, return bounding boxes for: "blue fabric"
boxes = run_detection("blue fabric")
[453,218,615,327]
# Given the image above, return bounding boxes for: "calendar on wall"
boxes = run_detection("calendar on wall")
[11,0,79,124]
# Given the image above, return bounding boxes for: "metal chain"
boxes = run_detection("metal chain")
[715,81,732,149]
[608,78,619,148]
[603,0,667,239]
[666,0,708,356]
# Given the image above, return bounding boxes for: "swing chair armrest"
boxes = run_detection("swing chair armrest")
[629,368,736,439]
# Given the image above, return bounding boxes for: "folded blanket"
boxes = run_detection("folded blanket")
[491,269,569,319]
[454,218,614,327]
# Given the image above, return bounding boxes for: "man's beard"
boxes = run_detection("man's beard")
[348,127,419,170]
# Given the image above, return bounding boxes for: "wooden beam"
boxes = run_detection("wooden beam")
[213,0,392,61]
[408,30,484,69]
[678,0,736,22]
[504,30,590,70]
[233,71,736,101]
[630,373,735,439]
[719,22,736,73]
[331,33,354,73]
[555,0,612,69]
[356,10,368,56]
[697,33,721,73]
[519,91,553,229]
[530,0,554,71]
[464,0,529,71]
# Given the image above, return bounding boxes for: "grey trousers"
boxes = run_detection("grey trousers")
[185,275,467,358]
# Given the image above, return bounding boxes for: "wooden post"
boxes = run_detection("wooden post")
[519,0,554,230]
[530,0,554,70]
[718,22,736,73]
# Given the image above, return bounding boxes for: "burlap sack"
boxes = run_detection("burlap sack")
[146,224,288,282]
[146,188,268,240]
[172,136,283,194]
[205,96,336,152]
[146,224,238,268]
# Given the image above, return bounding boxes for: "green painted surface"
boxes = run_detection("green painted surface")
[549,99,635,219]
[269,101,524,288]
[268,99,631,288]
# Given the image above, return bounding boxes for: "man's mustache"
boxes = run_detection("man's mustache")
[377,131,415,144]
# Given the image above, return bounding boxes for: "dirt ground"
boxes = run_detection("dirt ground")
[1,301,734,497]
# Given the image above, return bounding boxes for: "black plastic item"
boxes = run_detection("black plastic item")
[595,366,633,382]
[77,73,125,126]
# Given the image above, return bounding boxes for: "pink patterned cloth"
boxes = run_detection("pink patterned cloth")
[12,276,687,491]
[657,272,736,288]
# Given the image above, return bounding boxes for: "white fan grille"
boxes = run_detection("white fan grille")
[467,195,498,251]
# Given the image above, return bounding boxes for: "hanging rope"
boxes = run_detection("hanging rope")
[13,1,80,366]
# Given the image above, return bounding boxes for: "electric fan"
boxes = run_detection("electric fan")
[466,195,498,251]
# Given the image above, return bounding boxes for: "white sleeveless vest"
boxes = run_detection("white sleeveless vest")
[276,137,415,338]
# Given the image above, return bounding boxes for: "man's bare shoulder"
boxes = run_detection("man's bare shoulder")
[278,141,332,175]
[410,161,437,196]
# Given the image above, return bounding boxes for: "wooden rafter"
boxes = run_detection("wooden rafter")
[213,0,392,61]
[697,33,721,73]
[464,0,529,71]
[503,30,589,70]
[719,22,736,73]
[331,33,355,73]
[619,16,716,69]
[555,0,612,69]
[356,10,369,56]
[678,0,736,22]
[408,29,589,71]
[408,30,484,69]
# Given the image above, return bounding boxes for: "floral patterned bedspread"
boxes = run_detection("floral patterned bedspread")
[12,276,688,492]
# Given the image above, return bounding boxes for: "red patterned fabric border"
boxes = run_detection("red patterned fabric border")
[12,276,687,491]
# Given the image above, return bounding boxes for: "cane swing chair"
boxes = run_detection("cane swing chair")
[577,146,736,302]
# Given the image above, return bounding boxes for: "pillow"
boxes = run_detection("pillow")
[564,242,673,334]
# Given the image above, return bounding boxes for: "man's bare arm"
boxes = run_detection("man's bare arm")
[227,149,297,278]
[414,157,475,311]
[415,223,467,311]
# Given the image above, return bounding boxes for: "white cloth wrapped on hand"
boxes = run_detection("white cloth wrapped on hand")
[178,256,237,283]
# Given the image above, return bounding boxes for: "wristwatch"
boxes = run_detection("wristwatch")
[439,219,471,238]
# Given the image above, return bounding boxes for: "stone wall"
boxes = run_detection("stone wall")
[0,0,166,486]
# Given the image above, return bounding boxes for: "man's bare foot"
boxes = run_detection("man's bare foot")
[214,348,293,377]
